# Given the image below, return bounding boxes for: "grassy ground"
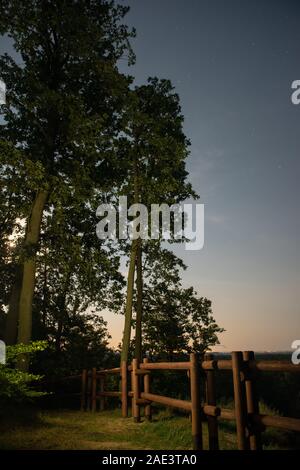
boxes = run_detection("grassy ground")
[0,408,234,450]
[0,406,297,450]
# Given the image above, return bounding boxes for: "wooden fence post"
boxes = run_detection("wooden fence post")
[243,351,262,450]
[92,367,97,412]
[121,361,128,418]
[190,353,203,450]
[232,351,249,450]
[132,358,141,423]
[80,369,87,411]
[99,374,105,411]
[143,358,152,421]
[130,367,134,417]
[204,353,219,450]
[86,370,92,411]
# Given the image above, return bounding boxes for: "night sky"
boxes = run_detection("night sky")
[1,0,299,351]
[117,0,300,351]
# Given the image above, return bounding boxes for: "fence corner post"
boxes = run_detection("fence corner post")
[190,352,203,450]
[99,373,105,411]
[243,351,262,450]
[86,370,92,411]
[92,367,97,412]
[132,358,141,423]
[121,361,128,418]
[204,353,219,450]
[143,357,152,421]
[80,369,87,411]
[232,351,250,450]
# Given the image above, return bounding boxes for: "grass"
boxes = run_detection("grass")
[0,405,298,450]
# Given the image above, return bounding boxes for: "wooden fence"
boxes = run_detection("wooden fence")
[77,351,300,450]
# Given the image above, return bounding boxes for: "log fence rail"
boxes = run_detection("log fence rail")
[58,351,300,450]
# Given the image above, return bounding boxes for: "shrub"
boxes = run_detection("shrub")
[0,341,48,405]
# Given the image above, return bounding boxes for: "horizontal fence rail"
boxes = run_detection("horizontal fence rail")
[139,361,191,370]
[202,359,299,373]
[140,392,192,411]
[58,351,299,450]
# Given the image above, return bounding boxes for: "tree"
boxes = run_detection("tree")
[32,311,113,377]
[117,78,196,363]
[0,141,31,344]
[0,341,48,407]
[141,244,224,359]
[0,0,134,368]
[32,191,125,359]
[182,293,223,355]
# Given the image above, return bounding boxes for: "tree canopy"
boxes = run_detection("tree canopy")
[0,1,224,376]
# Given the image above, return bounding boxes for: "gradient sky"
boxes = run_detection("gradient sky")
[1,0,299,352]
[113,0,300,352]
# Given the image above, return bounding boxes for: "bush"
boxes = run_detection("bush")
[0,341,48,405]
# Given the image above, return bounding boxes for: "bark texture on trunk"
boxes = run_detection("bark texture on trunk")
[134,238,143,361]
[5,265,23,345]
[120,239,137,363]
[17,189,48,370]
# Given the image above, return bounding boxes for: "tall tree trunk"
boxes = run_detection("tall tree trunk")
[17,189,49,370]
[120,153,141,364]
[4,265,23,345]
[134,238,143,361]
[120,239,137,363]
